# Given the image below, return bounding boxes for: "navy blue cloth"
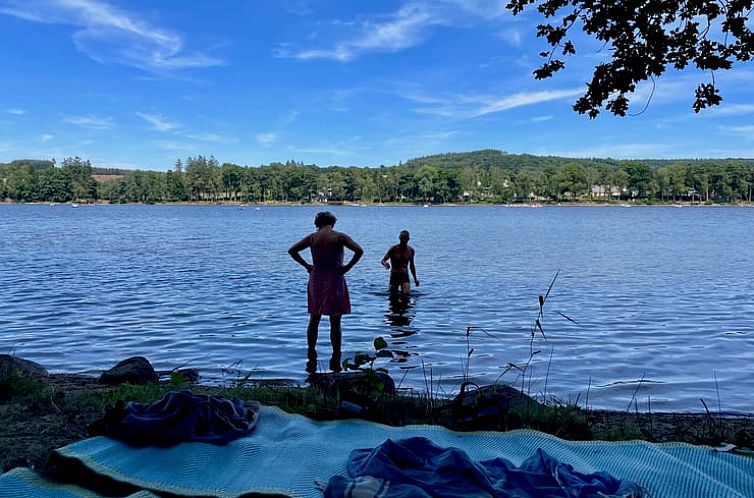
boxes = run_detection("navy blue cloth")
[93,390,258,446]
[324,437,643,498]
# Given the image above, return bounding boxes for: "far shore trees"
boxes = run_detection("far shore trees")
[2,150,754,205]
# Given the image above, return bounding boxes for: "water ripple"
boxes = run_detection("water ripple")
[1,205,753,412]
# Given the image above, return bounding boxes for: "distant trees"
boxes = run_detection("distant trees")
[2,150,754,205]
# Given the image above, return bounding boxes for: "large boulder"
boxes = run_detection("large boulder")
[0,355,48,377]
[99,356,159,385]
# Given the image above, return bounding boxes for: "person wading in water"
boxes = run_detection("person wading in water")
[381,230,420,295]
[289,211,363,374]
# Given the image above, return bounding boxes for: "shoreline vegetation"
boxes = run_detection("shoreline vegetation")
[3,150,754,206]
[3,200,754,207]
[1,356,752,473]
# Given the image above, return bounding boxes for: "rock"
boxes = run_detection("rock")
[98,357,159,385]
[464,383,542,413]
[435,382,547,432]
[309,370,396,397]
[0,355,48,377]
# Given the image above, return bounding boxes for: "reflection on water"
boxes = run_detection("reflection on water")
[384,292,416,327]
[2,205,754,412]
[384,292,419,365]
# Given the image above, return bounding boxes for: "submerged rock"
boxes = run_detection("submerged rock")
[98,356,159,385]
[309,370,396,397]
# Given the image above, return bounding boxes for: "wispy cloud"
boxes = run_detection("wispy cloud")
[719,125,754,139]
[0,0,223,72]
[287,136,363,161]
[278,1,512,62]
[153,140,197,152]
[291,145,353,157]
[185,132,232,143]
[135,112,180,132]
[62,114,114,129]
[6,108,26,115]
[470,88,583,117]
[496,28,523,47]
[405,87,581,118]
[532,115,553,122]
[700,103,754,117]
[256,133,278,146]
[40,133,54,142]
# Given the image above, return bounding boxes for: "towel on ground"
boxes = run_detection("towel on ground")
[324,436,644,498]
[89,390,259,446]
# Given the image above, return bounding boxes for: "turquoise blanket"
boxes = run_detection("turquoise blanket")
[0,468,157,498]
[49,405,754,498]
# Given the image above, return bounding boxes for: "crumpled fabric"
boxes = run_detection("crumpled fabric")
[90,390,259,446]
[324,437,644,498]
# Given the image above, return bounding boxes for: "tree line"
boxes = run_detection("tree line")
[2,151,754,204]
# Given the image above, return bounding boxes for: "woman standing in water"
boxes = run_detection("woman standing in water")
[288,211,363,374]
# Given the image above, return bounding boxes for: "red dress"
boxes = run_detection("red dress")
[307,235,351,316]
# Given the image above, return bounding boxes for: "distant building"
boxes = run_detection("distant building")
[591,185,623,198]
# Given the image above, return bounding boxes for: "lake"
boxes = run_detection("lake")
[1,204,752,413]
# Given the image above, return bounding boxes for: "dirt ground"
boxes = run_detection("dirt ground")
[1,373,752,473]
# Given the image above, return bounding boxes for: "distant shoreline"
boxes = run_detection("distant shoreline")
[2,200,753,208]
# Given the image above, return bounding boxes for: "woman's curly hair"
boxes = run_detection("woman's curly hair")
[314,211,337,228]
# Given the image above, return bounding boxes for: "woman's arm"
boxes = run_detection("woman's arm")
[288,235,313,273]
[341,234,364,275]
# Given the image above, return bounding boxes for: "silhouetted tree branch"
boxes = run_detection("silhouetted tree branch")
[506,0,754,117]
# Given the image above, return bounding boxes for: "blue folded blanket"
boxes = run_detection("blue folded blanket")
[324,437,644,498]
[90,390,259,446]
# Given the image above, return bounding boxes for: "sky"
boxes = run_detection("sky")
[1,0,754,170]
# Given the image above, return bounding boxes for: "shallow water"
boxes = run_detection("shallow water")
[1,204,753,412]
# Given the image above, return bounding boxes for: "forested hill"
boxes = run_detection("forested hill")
[403,149,754,172]
[404,149,620,171]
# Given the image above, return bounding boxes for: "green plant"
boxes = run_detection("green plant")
[342,337,393,375]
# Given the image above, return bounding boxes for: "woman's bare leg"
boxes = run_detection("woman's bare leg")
[306,314,321,373]
[329,315,342,372]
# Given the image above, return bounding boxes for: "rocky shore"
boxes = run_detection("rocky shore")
[1,355,752,473]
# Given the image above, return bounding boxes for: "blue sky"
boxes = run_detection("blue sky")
[1,0,753,170]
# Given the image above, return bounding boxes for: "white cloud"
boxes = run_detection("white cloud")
[719,125,754,139]
[700,104,754,117]
[292,145,352,157]
[135,112,180,132]
[62,114,115,129]
[405,87,581,118]
[496,28,523,47]
[41,133,54,142]
[0,0,223,72]
[153,140,197,151]
[279,1,513,62]
[256,133,278,146]
[286,4,435,61]
[532,115,553,122]
[470,88,583,117]
[6,108,26,115]
[185,132,229,143]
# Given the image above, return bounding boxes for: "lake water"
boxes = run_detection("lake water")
[1,204,752,413]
